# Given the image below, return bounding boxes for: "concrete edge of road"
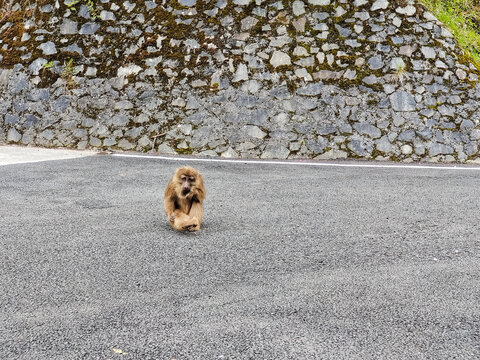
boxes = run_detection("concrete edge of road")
[2,144,480,171]
[0,145,98,166]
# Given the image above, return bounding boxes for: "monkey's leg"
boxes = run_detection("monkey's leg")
[171,211,199,231]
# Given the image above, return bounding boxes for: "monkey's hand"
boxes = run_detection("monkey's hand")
[169,214,176,222]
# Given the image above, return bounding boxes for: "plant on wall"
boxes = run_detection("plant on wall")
[66,0,100,20]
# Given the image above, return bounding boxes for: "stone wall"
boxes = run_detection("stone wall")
[1,0,480,162]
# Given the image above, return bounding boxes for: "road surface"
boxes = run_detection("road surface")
[1,150,479,359]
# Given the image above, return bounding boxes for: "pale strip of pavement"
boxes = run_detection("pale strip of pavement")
[0,146,97,166]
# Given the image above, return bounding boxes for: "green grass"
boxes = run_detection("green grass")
[420,0,480,67]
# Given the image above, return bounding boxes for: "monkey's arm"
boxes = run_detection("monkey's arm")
[164,195,177,222]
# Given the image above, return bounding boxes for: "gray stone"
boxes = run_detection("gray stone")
[62,43,83,54]
[79,23,101,35]
[456,69,467,80]
[438,105,455,117]
[245,125,266,139]
[363,75,379,85]
[368,55,384,70]
[421,46,436,59]
[21,132,35,145]
[38,129,54,141]
[261,144,290,159]
[429,143,454,156]
[375,136,394,153]
[60,19,78,35]
[315,149,348,159]
[172,98,186,107]
[336,24,352,37]
[29,58,47,75]
[390,57,405,70]
[179,0,196,5]
[86,67,97,77]
[270,36,292,47]
[306,137,328,153]
[137,136,152,148]
[118,139,135,150]
[353,123,382,139]
[401,144,413,155]
[448,95,462,105]
[21,33,31,42]
[241,16,258,31]
[345,39,361,48]
[348,139,372,156]
[297,83,323,96]
[111,114,129,127]
[270,51,291,67]
[237,142,257,151]
[398,130,415,142]
[470,130,480,141]
[114,100,134,110]
[399,45,415,57]
[233,63,248,82]
[158,143,176,154]
[24,114,38,128]
[123,1,136,12]
[247,109,269,126]
[314,70,342,80]
[7,128,21,143]
[354,0,368,6]
[461,120,474,131]
[40,4,53,12]
[396,5,416,16]
[124,127,143,139]
[371,0,389,11]
[100,11,116,21]
[417,129,433,140]
[344,69,357,80]
[309,0,330,5]
[145,1,157,10]
[292,0,306,16]
[221,147,238,158]
[390,91,416,111]
[270,86,291,100]
[37,41,57,55]
[103,138,117,147]
[52,96,71,113]
[73,129,88,139]
[5,114,19,125]
[465,143,478,156]
[317,124,337,135]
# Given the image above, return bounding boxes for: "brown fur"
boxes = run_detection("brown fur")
[164,166,206,231]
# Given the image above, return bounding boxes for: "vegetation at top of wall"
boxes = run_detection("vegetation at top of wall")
[420,0,480,67]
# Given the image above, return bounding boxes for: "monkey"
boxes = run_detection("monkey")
[164,166,206,232]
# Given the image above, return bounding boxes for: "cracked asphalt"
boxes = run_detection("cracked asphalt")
[1,154,479,359]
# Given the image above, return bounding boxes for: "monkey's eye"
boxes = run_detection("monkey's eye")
[189,177,195,182]
[180,175,186,180]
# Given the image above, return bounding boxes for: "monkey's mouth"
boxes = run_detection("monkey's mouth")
[182,189,190,196]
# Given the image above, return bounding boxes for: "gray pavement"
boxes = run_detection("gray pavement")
[1,154,479,359]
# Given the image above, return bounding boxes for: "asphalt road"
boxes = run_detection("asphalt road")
[1,154,479,360]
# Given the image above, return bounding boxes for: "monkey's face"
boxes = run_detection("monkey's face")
[173,166,204,201]
[179,174,196,197]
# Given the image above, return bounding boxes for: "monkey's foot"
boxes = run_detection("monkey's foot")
[183,224,199,232]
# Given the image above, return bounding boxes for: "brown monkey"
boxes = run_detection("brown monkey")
[164,166,206,232]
